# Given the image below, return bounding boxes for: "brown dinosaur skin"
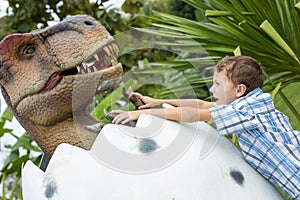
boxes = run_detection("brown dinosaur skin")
[0,15,123,157]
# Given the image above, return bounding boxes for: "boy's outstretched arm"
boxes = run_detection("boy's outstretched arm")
[112,107,212,125]
[133,93,213,109]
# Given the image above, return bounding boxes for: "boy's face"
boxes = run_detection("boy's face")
[209,70,239,105]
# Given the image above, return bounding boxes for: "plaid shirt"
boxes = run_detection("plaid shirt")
[209,88,300,199]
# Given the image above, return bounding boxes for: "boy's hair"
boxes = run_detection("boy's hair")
[215,55,264,95]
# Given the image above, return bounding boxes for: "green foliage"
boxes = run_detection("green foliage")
[129,57,212,99]
[0,0,175,40]
[92,79,137,120]
[169,0,197,20]
[0,0,128,39]
[3,0,56,33]
[147,0,300,125]
[0,108,42,199]
[274,82,300,130]
[0,109,13,138]
[122,0,171,16]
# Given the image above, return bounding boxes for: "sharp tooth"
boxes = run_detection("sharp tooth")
[111,59,117,65]
[82,62,88,69]
[104,47,110,56]
[94,54,99,61]
[112,43,119,55]
[93,66,98,71]
[76,65,81,72]
[87,67,92,73]
[108,45,114,54]
[81,62,90,73]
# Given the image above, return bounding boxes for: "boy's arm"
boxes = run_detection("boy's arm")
[112,107,212,125]
[133,93,213,109]
[160,99,213,109]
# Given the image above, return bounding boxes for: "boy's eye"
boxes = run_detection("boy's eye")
[214,81,220,86]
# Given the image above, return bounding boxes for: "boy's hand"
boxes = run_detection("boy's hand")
[132,93,161,109]
[111,110,141,125]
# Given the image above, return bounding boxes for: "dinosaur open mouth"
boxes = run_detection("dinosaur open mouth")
[43,43,119,92]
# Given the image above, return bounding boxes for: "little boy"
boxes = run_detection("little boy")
[112,55,300,199]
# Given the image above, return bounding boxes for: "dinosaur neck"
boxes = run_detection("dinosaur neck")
[0,88,99,157]
[22,112,98,157]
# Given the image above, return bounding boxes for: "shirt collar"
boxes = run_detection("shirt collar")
[231,87,264,106]
[246,87,263,97]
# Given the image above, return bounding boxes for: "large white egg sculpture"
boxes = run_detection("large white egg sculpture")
[22,114,284,200]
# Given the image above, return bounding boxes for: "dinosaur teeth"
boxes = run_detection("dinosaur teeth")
[93,66,98,72]
[108,45,114,55]
[93,54,99,61]
[82,62,88,70]
[87,67,92,73]
[112,43,119,55]
[75,43,119,75]
[76,65,81,73]
[111,58,118,66]
[103,47,110,56]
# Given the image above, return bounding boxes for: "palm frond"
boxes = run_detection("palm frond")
[134,0,300,122]
[146,0,300,88]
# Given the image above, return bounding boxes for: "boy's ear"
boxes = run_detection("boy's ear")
[236,84,247,98]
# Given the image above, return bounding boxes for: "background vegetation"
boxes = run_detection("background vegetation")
[0,0,299,199]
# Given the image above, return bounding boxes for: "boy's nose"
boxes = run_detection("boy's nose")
[209,85,214,94]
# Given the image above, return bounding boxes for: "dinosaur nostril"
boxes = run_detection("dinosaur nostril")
[84,20,95,27]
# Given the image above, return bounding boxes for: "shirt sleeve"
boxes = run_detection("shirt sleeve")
[209,104,258,135]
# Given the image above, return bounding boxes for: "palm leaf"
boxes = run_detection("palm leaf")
[135,0,300,122]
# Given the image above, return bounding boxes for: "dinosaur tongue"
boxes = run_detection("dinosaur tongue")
[43,73,63,92]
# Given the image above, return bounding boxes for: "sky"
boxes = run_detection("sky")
[0,0,9,17]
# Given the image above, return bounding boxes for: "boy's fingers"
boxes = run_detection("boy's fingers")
[111,110,124,114]
[112,114,121,124]
[138,104,149,109]
[112,113,130,124]
[111,112,121,123]
[121,118,131,125]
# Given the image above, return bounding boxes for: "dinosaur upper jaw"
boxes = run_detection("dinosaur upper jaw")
[42,42,121,93]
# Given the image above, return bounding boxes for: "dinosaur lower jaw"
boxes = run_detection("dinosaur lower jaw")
[43,42,119,93]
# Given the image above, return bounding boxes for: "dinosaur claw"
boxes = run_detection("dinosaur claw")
[103,108,117,121]
[123,87,145,109]
[85,122,106,133]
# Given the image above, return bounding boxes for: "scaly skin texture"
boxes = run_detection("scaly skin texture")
[0,15,123,156]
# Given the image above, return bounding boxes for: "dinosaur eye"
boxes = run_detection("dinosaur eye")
[25,46,35,55]
[19,44,36,59]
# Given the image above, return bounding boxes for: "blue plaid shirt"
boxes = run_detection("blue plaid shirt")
[209,88,300,199]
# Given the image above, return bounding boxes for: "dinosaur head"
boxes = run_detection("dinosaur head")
[0,15,123,156]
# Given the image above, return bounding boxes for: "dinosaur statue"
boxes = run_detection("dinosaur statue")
[0,15,285,199]
[0,15,123,157]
